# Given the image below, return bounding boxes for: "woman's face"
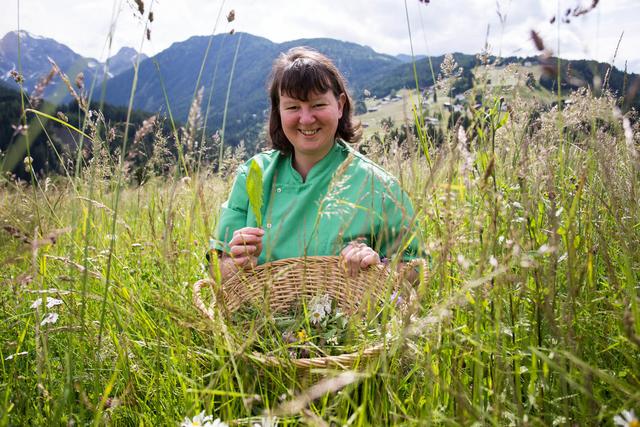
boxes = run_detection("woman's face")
[279,90,346,161]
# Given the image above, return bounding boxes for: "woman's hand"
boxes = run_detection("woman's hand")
[340,241,381,277]
[227,227,264,268]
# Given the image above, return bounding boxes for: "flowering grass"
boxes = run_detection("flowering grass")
[1,2,640,425]
[1,79,639,425]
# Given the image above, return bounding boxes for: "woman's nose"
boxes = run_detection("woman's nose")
[299,107,315,124]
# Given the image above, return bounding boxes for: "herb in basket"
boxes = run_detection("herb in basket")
[230,294,391,359]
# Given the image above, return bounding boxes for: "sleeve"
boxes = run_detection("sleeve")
[209,165,249,254]
[378,181,423,262]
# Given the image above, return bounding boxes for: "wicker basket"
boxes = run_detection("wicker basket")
[193,255,421,369]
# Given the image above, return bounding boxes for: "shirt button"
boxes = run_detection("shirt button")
[276,187,282,193]
[266,223,272,229]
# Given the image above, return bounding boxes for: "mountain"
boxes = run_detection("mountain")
[102,33,403,146]
[0,31,143,102]
[395,53,426,63]
[2,30,638,153]
[0,31,101,102]
[106,47,148,77]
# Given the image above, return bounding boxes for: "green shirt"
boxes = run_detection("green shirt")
[211,139,421,264]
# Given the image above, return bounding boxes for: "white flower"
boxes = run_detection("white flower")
[310,308,325,324]
[46,297,63,308]
[31,297,63,309]
[457,254,470,270]
[326,336,339,345]
[489,256,498,268]
[614,409,639,427]
[309,294,332,324]
[180,411,227,427]
[253,415,278,427]
[538,244,553,255]
[40,312,59,326]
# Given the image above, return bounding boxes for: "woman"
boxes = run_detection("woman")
[210,47,421,281]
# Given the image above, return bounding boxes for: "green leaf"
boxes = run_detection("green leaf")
[497,111,509,129]
[246,159,263,227]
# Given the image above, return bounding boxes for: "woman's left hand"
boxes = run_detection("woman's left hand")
[340,241,381,277]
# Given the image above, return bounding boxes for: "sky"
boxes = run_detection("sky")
[3,0,640,73]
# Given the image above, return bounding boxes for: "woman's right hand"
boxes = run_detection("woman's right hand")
[226,227,264,269]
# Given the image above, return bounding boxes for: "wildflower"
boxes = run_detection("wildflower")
[253,415,278,427]
[40,312,59,326]
[30,297,63,309]
[180,411,228,427]
[457,254,470,270]
[614,410,639,427]
[296,329,308,342]
[308,294,331,324]
[489,256,498,268]
[538,244,554,255]
[282,331,296,344]
[46,298,63,308]
[390,291,403,306]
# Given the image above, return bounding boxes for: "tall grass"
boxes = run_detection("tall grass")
[1,3,640,426]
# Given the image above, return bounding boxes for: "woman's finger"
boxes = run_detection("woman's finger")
[232,227,264,238]
[360,251,380,268]
[229,244,257,257]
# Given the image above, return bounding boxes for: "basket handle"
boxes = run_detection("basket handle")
[193,278,216,320]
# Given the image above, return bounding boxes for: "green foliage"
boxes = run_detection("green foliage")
[246,159,263,227]
[1,24,640,427]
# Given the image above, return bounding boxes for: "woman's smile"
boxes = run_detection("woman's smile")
[279,90,346,167]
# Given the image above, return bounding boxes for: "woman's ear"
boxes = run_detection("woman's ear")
[337,93,346,118]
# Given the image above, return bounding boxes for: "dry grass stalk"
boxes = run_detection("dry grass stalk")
[47,57,86,110]
[134,115,157,145]
[133,0,144,15]
[45,255,103,279]
[274,371,364,416]
[30,67,55,108]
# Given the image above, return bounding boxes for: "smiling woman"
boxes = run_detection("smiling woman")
[209,46,422,282]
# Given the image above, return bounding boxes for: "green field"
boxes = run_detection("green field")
[1,5,640,423]
[2,75,639,425]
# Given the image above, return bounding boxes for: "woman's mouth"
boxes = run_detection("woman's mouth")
[299,129,319,136]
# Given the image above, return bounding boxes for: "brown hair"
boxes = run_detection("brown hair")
[267,46,361,154]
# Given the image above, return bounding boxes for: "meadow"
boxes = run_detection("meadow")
[1,6,640,427]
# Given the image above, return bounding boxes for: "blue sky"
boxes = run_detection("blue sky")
[3,0,640,72]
